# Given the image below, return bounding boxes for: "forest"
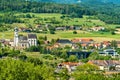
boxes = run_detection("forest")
[0,0,120,24]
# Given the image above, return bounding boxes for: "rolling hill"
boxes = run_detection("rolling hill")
[31,0,120,4]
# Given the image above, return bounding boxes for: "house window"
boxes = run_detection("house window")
[22,44,24,47]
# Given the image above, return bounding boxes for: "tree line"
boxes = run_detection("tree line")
[0,0,96,17]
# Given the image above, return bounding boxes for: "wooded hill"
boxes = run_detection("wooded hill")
[0,0,120,24]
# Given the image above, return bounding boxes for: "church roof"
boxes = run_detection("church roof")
[28,34,37,39]
[19,41,29,43]
[19,36,27,40]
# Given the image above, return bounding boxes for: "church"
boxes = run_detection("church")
[14,27,37,49]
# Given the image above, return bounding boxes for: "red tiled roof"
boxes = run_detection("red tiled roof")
[60,62,80,66]
[80,39,93,42]
[72,38,93,43]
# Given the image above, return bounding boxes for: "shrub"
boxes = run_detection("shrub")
[73,31,77,34]
[111,31,116,35]
[50,30,55,34]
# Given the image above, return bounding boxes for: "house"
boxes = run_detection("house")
[72,38,94,49]
[104,49,118,57]
[55,27,66,31]
[74,26,82,30]
[58,62,83,72]
[72,38,94,44]
[94,43,102,49]
[88,60,120,71]
[91,26,105,31]
[102,41,111,48]
[99,49,119,58]
[56,39,72,47]
[116,41,120,48]
[9,39,14,47]
[46,43,60,50]
[19,27,32,32]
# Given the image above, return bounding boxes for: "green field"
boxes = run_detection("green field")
[1,30,120,42]
[0,12,119,29]
[10,13,108,28]
[1,12,120,42]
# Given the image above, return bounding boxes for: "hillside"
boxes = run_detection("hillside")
[32,0,120,4]
[0,0,120,25]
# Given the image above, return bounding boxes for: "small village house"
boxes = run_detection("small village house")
[88,60,120,71]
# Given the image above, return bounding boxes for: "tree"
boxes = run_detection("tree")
[73,31,77,34]
[76,63,99,72]
[26,46,39,52]
[25,14,32,18]
[111,31,116,35]
[0,58,55,80]
[50,30,55,34]
[60,50,68,59]
[44,35,47,41]
[59,68,70,80]
[111,40,117,49]
[88,51,99,60]
[68,55,78,62]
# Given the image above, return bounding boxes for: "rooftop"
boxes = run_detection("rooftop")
[28,34,37,39]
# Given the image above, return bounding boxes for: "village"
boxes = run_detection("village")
[0,26,120,74]
[1,0,120,79]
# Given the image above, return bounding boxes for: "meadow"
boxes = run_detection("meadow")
[1,12,120,42]
[1,30,120,42]
[11,13,108,28]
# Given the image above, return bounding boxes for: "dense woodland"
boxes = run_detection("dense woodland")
[0,0,120,24]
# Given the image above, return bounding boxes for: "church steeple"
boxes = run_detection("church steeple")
[14,27,19,47]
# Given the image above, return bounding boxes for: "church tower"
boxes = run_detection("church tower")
[14,27,19,47]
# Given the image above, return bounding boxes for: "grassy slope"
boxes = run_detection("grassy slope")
[1,13,120,42]
[12,13,107,27]
[1,30,120,42]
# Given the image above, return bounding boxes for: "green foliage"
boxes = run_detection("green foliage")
[27,57,43,66]
[60,50,68,59]
[111,31,116,35]
[18,54,27,61]
[88,51,112,60]
[116,48,120,54]
[68,55,78,62]
[25,14,32,18]
[73,31,77,34]
[44,35,47,41]
[88,51,99,60]
[111,40,117,49]
[76,63,99,72]
[0,58,55,80]
[50,30,55,34]
[58,68,70,80]
[72,72,106,80]
[43,54,54,60]
[0,12,24,24]
[0,0,95,19]
[26,46,40,52]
